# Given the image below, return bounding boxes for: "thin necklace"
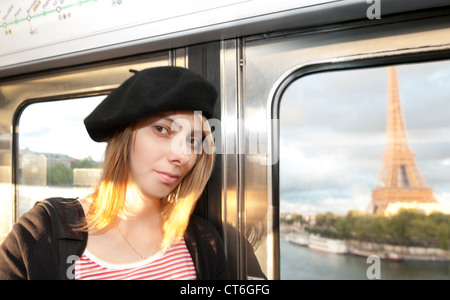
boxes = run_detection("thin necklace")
[113,220,162,260]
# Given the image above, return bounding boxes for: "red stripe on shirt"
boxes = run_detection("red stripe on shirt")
[75,238,196,280]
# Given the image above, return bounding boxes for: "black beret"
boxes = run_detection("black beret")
[84,66,218,142]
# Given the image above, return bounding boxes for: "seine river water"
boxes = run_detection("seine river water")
[280,238,450,280]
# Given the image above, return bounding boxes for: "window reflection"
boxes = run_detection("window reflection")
[17,96,106,216]
[280,61,450,279]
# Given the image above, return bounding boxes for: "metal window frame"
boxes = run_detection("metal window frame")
[220,10,450,279]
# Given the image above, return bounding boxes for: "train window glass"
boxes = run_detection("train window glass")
[17,96,106,217]
[280,61,450,279]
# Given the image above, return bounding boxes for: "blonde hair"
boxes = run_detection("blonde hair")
[83,113,215,251]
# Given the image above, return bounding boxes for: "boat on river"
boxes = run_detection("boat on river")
[284,232,348,254]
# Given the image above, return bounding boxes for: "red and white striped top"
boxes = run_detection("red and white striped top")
[75,238,196,280]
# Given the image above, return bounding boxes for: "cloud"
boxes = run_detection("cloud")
[18,96,106,161]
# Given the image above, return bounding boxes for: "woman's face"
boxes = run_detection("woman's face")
[128,111,203,199]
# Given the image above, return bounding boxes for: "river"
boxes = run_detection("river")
[280,238,450,280]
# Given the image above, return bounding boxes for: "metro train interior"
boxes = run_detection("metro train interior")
[1,0,450,279]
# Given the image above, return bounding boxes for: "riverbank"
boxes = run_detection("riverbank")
[281,225,450,263]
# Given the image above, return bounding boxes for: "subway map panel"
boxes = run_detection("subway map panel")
[0,0,333,69]
[0,0,246,66]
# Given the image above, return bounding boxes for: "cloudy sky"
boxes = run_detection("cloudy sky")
[19,95,107,161]
[280,60,450,215]
[17,60,450,217]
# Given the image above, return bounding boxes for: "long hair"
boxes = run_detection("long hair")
[83,113,215,251]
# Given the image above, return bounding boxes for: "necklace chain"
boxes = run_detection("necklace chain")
[113,220,162,260]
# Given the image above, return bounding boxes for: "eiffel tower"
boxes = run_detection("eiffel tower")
[370,66,437,214]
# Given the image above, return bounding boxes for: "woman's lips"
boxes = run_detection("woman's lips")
[155,171,180,185]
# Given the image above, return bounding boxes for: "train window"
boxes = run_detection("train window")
[17,96,106,217]
[280,61,450,279]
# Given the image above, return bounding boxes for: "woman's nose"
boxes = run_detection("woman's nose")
[168,151,191,166]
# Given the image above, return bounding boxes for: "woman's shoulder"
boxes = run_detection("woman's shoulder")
[188,214,220,235]
[187,214,225,250]
[38,197,82,210]
[37,197,87,239]
[9,199,55,241]
[14,197,85,240]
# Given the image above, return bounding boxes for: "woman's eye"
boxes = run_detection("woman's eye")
[154,125,169,135]
[187,137,202,150]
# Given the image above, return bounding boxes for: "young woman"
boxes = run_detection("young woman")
[0,66,229,280]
